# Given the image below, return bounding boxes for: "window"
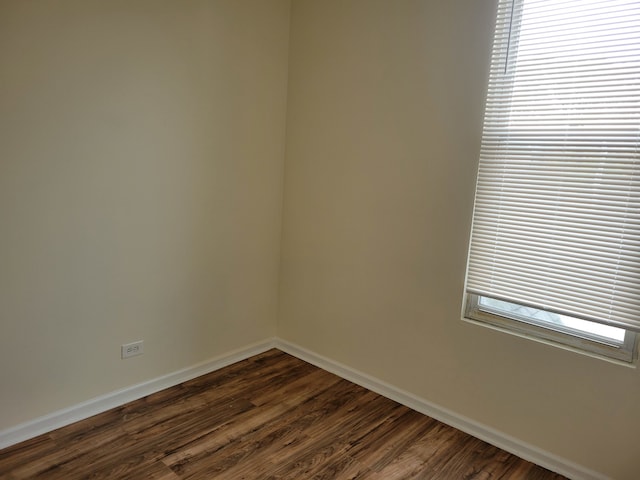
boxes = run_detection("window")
[463,0,640,362]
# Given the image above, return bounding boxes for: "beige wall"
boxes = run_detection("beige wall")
[278,1,640,479]
[0,0,290,428]
[2,1,639,478]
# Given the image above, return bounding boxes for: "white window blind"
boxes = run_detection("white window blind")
[465,0,640,332]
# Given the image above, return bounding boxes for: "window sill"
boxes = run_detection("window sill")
[462,297,637,367]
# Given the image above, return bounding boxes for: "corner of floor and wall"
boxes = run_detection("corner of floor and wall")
[1,1,638,480]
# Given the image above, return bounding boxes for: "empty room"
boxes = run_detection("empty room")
[0,1,638,479]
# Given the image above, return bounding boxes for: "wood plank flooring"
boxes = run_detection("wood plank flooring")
[0,349,566,479]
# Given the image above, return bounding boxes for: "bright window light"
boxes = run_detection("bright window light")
[478,296,627,344]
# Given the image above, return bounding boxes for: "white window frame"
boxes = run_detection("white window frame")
[465,294,637,363]
[463,0,640,364]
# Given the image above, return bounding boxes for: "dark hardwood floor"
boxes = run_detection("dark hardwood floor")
[0,349,566,479]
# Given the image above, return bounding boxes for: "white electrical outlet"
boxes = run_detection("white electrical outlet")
[121,340,144,359]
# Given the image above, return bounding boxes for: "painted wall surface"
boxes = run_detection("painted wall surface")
[0,0,290,429]
[2,1,639,478]
[278,1,640,478]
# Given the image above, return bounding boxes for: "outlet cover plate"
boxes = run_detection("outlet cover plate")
[121,340,144,359]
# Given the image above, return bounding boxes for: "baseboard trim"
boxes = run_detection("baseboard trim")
[274,339,608,480]
[0,338,276,450]
[0,337,609,480]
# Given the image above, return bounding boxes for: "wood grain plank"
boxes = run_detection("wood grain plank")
[347,408,439,472]
[0,349,566,480]
[0,434,59,475]
[165,375,357,479]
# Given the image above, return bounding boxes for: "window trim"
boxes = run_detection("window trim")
[462,0,640,364]
[464,293,638,364]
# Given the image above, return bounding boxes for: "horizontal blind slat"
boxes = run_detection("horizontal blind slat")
[465,0,640,332]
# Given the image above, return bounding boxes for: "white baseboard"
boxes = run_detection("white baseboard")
[274,339,609,480]
[0,338,276,450]
[0,336,609,480]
